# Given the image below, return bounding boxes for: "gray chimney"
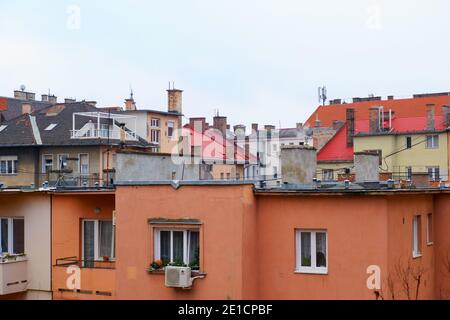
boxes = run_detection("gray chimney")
[281,145,317,184]
[354,152,379,183]
[426,104,435,130]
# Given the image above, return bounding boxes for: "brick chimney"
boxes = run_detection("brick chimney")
[369,108,380,133]
[426,104,435,130]
[21,103,32,115]
[124,97,136,111]
[442,105,450,128]
[189,117,207,133]
[213,115,227,136]
[346,109,355,147]
[167,88,183,114]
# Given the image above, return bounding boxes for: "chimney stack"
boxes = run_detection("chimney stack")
[296,123,303,130]
[281,145,317,184]
[264,125,275,132]
[65,98,76,104]
[21,103,32,115]
[354,151,380,183]
[346,109,355,147]
[124,93,136,111]
[426,104,435,130]
[233,124,246,136]
[251,123,258,132]
[14,89,35,101]
[213,115,227,136]
[442,105,450,128]
[369,108,380,133]
[167,88,183,114]
[189,117,207,133]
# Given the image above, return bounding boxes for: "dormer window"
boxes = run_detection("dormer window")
[44,123,58,131]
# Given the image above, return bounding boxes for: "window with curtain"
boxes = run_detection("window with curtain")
[154,229,200,269]
[83,219,115,266]
[0,218,25,255]
[296,230,328,274]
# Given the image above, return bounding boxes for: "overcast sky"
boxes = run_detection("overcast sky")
[1,0,449,129]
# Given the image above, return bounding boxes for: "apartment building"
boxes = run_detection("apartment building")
[112,89,183,154]
[0,101,152,188]
[313,94,450,181]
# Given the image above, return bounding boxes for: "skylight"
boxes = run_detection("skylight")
[0,125,7,132]
[44,123,58,131]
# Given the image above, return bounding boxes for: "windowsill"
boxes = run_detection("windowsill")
[427,242,434,246]
[147,268,206,277]
[412,253,422,259]
[295,268,328,275]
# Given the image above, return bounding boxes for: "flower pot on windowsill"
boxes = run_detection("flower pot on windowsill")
[102,256,110,262]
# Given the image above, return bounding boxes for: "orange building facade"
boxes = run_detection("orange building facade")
[50,183,450,300]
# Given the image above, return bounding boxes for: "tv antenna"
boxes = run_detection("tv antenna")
[318,86,327,106]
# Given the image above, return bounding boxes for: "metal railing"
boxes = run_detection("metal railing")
[55,257,116,269]
[70,129,137,141]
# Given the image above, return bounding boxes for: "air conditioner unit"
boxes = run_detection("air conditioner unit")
[165,266,192,288]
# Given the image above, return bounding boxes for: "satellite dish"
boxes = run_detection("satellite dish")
[20,84,26,92]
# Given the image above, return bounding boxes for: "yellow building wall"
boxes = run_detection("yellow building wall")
[316,161,353,180]
[354,132,448,180]
[146,113,181,154]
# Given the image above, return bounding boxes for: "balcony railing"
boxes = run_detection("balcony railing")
[70,129,137,141]
[0,254,28,295]
[55,257,116,269]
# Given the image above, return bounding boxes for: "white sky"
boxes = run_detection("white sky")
[1,0,449,130]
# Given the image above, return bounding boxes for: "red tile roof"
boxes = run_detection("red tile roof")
[306,95,450,128]
[317,115,446,162]
[181,127,257,162]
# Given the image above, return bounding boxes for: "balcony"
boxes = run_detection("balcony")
[53,257,115,299]
[0,254,28,295]
[71,112,138,141]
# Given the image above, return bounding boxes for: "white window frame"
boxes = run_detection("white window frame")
[412,215,422,258]
[154,229,200,266]
[151,129,160,144]
[427,213,433,245]
[0,156,18,175]
[57,154,69,171]
[0,217,25,255]
[42,154,53,174]
[427,166,440,181]
[150,118,160,128]
[82,219,115,261]
[425,135,439,149]
[78,153,90,175]
[296,229,328,274]
[167,121,175,138]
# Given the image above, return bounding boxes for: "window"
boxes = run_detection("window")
[167,121,175,138]
[226,173,231,180]
[427,213,433,245]
[44,123,58,131]
[273,166,278,179]
[406,166,412,180]
[0,218,25,255]
[412,215,422,258]
[154,229,200,268]
[0,156,18,175]
[426,135,439,149]
[42,155,53,174]
[79,154,89,175]
[151,118,160,128]
[406,136,412,149]
[296,230,327,274]
[322,169,334,181]
[427,167,440,181]
[82,220,115,266]
[220,172,224,180]
[151,130,160,144]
